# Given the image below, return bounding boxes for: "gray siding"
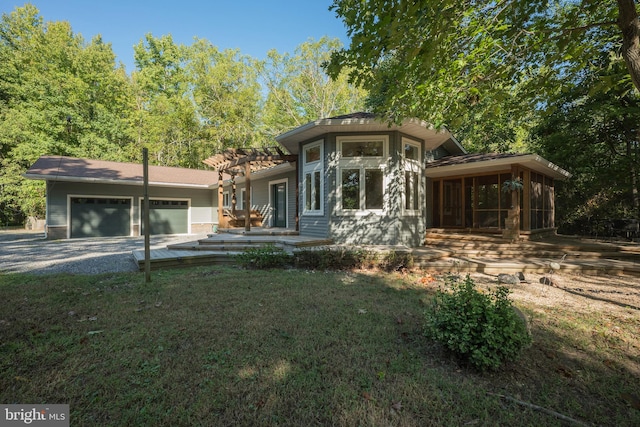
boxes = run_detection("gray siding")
[323,131,426,246]
[298,138,330,238]
[229,169,297,229]
[46,180,215,237]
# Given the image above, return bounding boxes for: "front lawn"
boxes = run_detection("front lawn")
[1,267,638,426]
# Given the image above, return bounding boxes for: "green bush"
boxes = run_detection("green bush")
[424,274,531,371]
[294,247,375,270]
[235,244,293,269]
[378,250,414,272]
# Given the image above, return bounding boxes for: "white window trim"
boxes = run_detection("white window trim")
[336,135,389,215]
[402,138,423,216]
[302,140,324,216]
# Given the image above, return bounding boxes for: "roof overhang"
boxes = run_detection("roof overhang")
[276,116,465,154]
[22,173,215,189]
[425,154,571,180]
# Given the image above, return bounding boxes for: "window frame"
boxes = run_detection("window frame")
[301,140,324,216]
[402,138,423,216]
[337,135,389,215]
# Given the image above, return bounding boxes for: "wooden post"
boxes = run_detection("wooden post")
[143,148,151,283]
[244,161,251,232]
[218,170,224,228]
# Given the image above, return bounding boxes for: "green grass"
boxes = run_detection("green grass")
[1,267,638,426]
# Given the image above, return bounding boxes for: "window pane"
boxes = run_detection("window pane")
[404,143,419,161]
[365,169,383,209]
[477,175,499,209]
[342,169,360,209]
[405,171,419,210]
[412,172,419,210]
[405,171,411,210]
[313,171,321,210]
[342,140,384,157]
[305,173,311,210]
[305,145,320,163]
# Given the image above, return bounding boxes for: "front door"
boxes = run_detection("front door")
[272,182,287,227]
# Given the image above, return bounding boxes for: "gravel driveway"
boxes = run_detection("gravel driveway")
[0,231,208,275]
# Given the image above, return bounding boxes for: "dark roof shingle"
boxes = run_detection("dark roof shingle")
[25,156,218,187]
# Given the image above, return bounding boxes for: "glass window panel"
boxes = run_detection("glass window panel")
[342,169,360,209]
[342,140,384,157]
[313,171,321,210]
[365,169,383,209]
[305,173,311,210]
[404,143,419,161]
[305,145,321,163]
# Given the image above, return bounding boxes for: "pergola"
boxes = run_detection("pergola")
[203,147,297,231]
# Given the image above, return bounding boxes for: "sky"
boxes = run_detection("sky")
[2,1,350,73]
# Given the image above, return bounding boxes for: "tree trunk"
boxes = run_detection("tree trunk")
[617,0,640,93]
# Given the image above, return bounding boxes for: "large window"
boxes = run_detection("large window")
[403,139,422,214]
[302,141,324,215]
[337,136,388,213]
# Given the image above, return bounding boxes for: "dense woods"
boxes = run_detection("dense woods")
[1,2,639,235]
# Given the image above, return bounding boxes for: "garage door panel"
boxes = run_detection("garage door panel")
[71,198,131,238]
[142,200,188,235]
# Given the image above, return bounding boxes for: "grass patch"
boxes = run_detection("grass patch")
[0,268,638,426]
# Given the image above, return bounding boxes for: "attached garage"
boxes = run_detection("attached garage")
[24,156,219,240]
[142,199,189,235]
[70,197,132,238]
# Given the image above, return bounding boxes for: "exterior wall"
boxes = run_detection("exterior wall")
[224,169,297,229]
[45,180,216,239]
[319,131,426,246]
[298,138,330,238]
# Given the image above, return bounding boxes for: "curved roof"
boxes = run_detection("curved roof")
[276,112,466,155]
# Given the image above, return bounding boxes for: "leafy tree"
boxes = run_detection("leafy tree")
[533,58,640,230]
[188,39,262,153]
[327,0,636,127]
[130,34,200,167]
[0,5,131,222]
[258,37,367,141]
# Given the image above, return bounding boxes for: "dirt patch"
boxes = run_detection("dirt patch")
[469,272,640,318]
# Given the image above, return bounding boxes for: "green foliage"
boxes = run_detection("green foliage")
[258,36,367,140]
[294,247,375,270]
[424,275,531,371]
[235,244,293,269]
[293,247,413,272]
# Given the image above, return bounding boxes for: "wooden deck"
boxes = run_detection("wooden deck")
[132,230,640,276]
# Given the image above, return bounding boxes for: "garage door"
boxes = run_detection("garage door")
[70,197,131,238]
[142,199,189,235]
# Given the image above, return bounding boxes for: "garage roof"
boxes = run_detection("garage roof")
[24,156,219,189]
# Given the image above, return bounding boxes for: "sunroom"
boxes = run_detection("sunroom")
[425,153,571,236]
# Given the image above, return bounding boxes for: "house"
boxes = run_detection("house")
[25,112,570,244]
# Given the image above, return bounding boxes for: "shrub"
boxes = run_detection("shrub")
[294,247,375,270]
[378,250,414,272]
[235,244,293,269]
[424,274,531,371]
